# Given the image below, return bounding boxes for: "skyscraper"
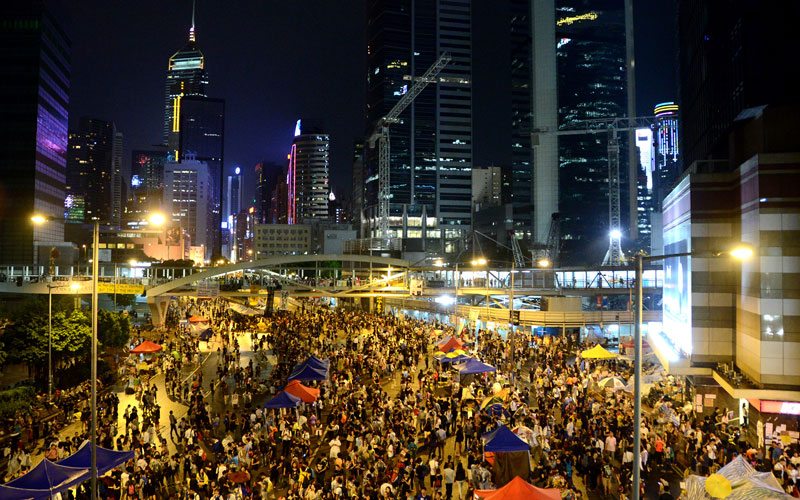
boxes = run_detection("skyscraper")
[163,3,208,154]
[364,0,473,253]
[163,155,213,255]
[65,117,119,225]
[131,148,168,193]
[226,167,242,223]
[513,0,635,265]
[653,102,679,207]
[111,130,123,227]
[254,161,284,224]
[0,1,70,264]
[287,120,329,224]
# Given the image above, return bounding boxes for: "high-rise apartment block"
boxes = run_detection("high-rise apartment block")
[364,0,473,253]
[471,166,502,212]
[254,161,284,224]
[0,1,70,264]
[287,120,329,224]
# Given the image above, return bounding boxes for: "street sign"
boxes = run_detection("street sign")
[196,280,220,298]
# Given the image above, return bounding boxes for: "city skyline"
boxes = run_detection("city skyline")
[66,1,677,205]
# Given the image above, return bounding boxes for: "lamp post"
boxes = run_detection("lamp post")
[630,245,752,500]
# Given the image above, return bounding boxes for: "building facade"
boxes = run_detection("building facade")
[364,0,473,254]
[288,121,329,224]
[162,156,212,256]
[131,149,168,192]
[254,224,311,257]
[0,1,70,264]
[471,166,502,212]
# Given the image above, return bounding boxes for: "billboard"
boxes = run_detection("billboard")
[663,231,691,356]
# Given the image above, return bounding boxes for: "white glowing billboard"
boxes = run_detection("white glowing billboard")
[636,128,654,190]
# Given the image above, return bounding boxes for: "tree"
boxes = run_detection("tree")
[97,309,130,348]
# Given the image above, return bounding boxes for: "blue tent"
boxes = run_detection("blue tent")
[436,353,470,364]
[484,403,511,419]
[0,484,41,500]
[264,391,302,409]
[457,358,497,374]
[288,363,328,382]
[57,442,134,475]
[306,355,330,368]
[199,328,213,341]
[5,458,88,493]
[482,424,530,452]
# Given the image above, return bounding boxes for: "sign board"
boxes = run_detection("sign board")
[196,280,220,298]
[375,296,384,314]
[510,310,520,326]
[409,279,423,296]
[97,283,144,295]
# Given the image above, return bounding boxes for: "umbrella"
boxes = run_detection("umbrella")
[513,425,535,443]
[171,350,180,360]
[453,349,467,355]
[130,340,162,353]
[434,351,446,357]
[705,474,732,498]
[598,377,627,390]
[229,471,250,483]
[188,315,208,323]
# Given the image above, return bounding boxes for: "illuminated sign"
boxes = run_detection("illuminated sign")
[131,175,142,188]
[249,206,255,214]
[557,37,572,49]
[294,119,302,137]
[635,128,654,190]
[654,102,679,117]
[234,166,241,175]
[557,12,598,26]
[757,400,800,415]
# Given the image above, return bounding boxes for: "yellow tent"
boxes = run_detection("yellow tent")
[580,344,617,359]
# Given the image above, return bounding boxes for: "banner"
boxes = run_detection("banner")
[469,309,479,324]
[196,280,220,298]
[97,283,144,295]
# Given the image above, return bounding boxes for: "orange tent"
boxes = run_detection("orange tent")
[130,340,163,353]
[438,337,464,353]
[188,315,208,323]
[474,476,561,500]
[284,380,320,403]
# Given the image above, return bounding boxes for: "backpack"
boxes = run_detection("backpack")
[127,483,135,496]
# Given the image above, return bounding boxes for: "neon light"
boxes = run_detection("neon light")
[172,97,181,132]
[294,120,302,137]
[234,166,241,175]
[288,144,297,223]
[635,128,654,190]
[557,12,598,26]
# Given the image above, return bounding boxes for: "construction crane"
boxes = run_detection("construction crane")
[368,52,451,248]
[534,116,663,266]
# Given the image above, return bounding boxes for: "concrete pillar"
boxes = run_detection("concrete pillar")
[146,295,171,327]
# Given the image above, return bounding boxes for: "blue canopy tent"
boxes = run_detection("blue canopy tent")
[57,442,134,475]
[482,424,531,452]
[457,358,497,375]
[5,459,89,495]
[306,355,330,368]
[264,391,302,409]
[199,328,213,341]
[288,363,328,382]
[0,484,41,500]
[484,403,511,419]
[436,353,470,364]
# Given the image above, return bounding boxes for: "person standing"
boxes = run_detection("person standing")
[443,462,455,499]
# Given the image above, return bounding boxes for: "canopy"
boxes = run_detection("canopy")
[482,424,530,453]
[264,391,302,409]
[457,358,497,375]
[130,340,162,353]
[57,441,134,475]
[437,353,470,364]
[199,328,213,341]
[598,377,626,390]
[188,315,208,323]
[434,334,455,345]
[580,345,617,359]
[438,337,464,353]
[484,403,511,418]
[302,355,330,370]
[5,459,89,493]
[288,363,328,382]
[475,476,561,500]
[284,380,320,403]
[0,484,40,500]
[685,455,791,500]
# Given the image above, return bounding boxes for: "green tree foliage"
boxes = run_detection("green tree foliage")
[97,309,130,348]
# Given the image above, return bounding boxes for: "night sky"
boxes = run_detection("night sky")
[66,1,676,204]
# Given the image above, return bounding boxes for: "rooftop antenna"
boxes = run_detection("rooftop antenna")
[188,0,196,42]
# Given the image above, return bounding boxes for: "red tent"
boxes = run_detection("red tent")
[130,340,163,353]
[188,315,208,323]
[474,476,561,500]
[438,337,464,353]
[284,380,320,403]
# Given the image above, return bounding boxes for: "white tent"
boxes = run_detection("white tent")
[685,455,791,500]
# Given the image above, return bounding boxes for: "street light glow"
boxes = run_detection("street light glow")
[537,258,551,268]
[730,246,753,260]
[148,212,166,226]
[471,257,487,266]
[70,282,80,291]
[610,229,622,240]
[31,215,47,224]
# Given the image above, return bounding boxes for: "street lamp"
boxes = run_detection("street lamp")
[630,244,752,500]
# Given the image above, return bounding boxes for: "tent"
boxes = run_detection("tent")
[199,328,213,341]
[484,403,511,418]
[284,380,320,403]
[458,358,497,375]
[288,363,328,382]
[302,355,330,370]
[580,345,616,359]
[130,340,162,353]
[437,352,470,364]
[56,442,134,475]
[475,476,561,500]
[5,459,89,494]
[264,391,302,409]
[482,424,531,452]
[0,484,41,500]
[685,455,792,500]
[438,337,464,353]
[188,315,208,323]
[598,377,626,390]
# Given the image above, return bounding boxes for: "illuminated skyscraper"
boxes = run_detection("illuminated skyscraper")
[365,0,473,253]
[653,102,679,207]
[0,1,70,264]
[163,3,208,154]
[287,120,329,224]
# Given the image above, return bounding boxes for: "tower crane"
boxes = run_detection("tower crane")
[368,52,451,248]
[534,115,665,266]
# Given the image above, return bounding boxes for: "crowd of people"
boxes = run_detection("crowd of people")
[3,294,800,500]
